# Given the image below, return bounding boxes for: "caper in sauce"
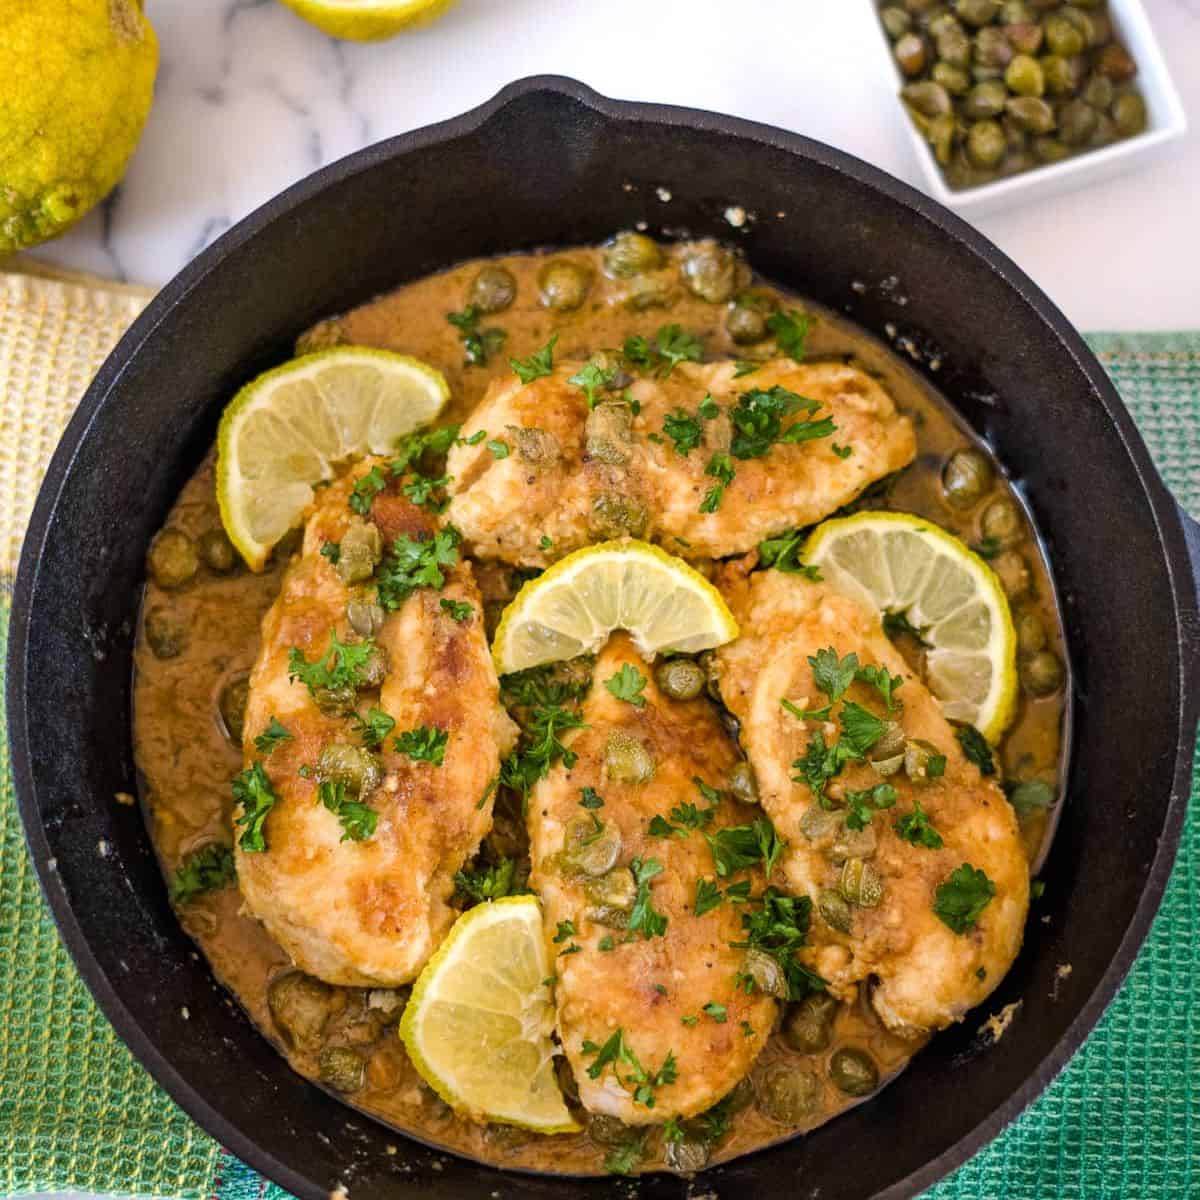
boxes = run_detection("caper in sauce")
[585,402,634,466]
[941,448,993,508]
[602,231,663,279]
[728,760,759,805]
[839,857,885,908]
[742,947,788,999]
[267,971,333,1051]
[829,1047,880,1097]
[147,528,199,590]
[604,731,655,784]
[218,675,250,744]
[145,607,186,659]
[318,1045,365,1093]
[756,1062,822,1124]
[725,290,776,345]
[467,265,517,315]
[654,657,706,701]
[316,743,383,796]
[980,495,1022,546]
[782,991,839,1054]
[1021,648,1063,697]
[347,598,386,638]
[561,815,622,878]
[198,528,237,573]
[680,242,738,303]
[538,260,592,312]
[589,493,648,539]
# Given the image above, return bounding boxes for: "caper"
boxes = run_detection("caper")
[604,731,655,784]
[587,1112,633,1148]
[1006,96,1057,134]
[318,1045,365,1093]
[147,528,199,590]
[1043,14,1083,56]
[839,858,884,908]
[999,0,1034,21]
[942,448,993,508]
[589,493,648,539]
[904,738,945,785]
[198,528,237,573]
[1096,43,1137,81]
[966,120,1008,168]
[932,62,971,95]
[894,32,928,76]
[1003,115,1030,151]
[1058,5,1096,45]
[724,290,776,345]
[756,1063,821,1124]
[742,947,788,999]
[346,598,386,638]
[868,721,908,768]
[974,26,1014,68]
[585,402,634,466]
[647,658,701,703]
[800,804,841,841]
[992,549,1032,599]
[830,820,878,863]
[1008,778,1054,815]
[623,274,677,312]
[971,64,1006,82]
[1005,53,1044,96]
[1033,135,1070,163]
[903,0,939,11]
[144,607,186,659]
[467,265,517,314]
[665,1136,710,1174]
[880,5,913,38]
[829,1048,879,1097]
[726,760,759,807]
[357,643,388,689]
[603,231,663,279]
[268,971,333,1051]
[1059,98,1099,147]
[317,743,383,796]
[902,81,952,119]
[1021,649,1063,697]
[484,1123,532,1151]
[1041,53,1083,96]
[1014,608,1047,655]
[219,675,250,743]
[1081,74,1115,109]
[313,684,356,717]
[980,496,1022,546]
[559,815,622,880]
[511,425,562,467]
[680,242,738,303]
[818,888,853,933]
[782,991,838,1053]
[1112,92,1147,138]
[697,649,723,702]
[1004,21,1043,54]
[585,866,637,918]
[963,80,1009,120]
[923,112,957,165]
[336,518,383,585]
[956,0,999,25]
[538,259,592,312]
[928,11,964,38]
[936,23,972,68]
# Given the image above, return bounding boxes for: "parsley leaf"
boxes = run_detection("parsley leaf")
[832,442,853,459]
[486,439,510,459]
[663,409,704,456]
[623,325,704,377]
[390,424,461,476]
[732,886,826,1001]
[694,878,723,917]
[170,843,236,905]
[253,716,293,756]
[839,701,887,755]
[700,451,736,513]
[401,473,451,511]
[629,857,668,938]
[603,1136,645,1176]
[856,663,904,714]
[933,863,996,934]
[538,535,554,551]
[439,597,473,622]
[604,663,647,708]
[287,630,376,699]
[320,541,341,565]
[956,725,996,775]
[579,787,604,809]
[894,798,944,849]
[843,783,898,832]
[453,857,526,904]
[349,466,388,516]
[791,729,859,807]
[498,662,592,795]
[447,305,506,366]
[757,529,822,578]
[553,919,577,943]
[317,780,378,842]
[781,697,832,723]
[733,360,761,378]
[766,309,812,362]
[461,429,487,446]
[702,1001,728,1023]
[351,706,395,750]
[376,527,461,610]
[395,725,449,765]
[730,385,831,460]
[510,334,557,384]
[809,647,859,702]
[705,816,786,879]
[568,361,618,409]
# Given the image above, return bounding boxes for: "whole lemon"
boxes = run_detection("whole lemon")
[0,0,158,253]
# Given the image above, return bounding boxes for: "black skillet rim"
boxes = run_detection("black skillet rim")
[8,75,1197,1200]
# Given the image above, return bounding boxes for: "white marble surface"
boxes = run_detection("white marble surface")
[29,0,1200,331]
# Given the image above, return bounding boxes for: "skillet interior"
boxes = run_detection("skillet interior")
[8,78,1197,1200]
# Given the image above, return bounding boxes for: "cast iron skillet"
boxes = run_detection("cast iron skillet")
[8,77,1199,1200]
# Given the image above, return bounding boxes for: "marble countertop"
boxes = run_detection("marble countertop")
[29,0,1200,331]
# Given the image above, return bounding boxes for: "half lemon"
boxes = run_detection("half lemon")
[492,539,740,675]
[398,896,578,1132]
[216,348,449,569]
[803,511,1017,742]
[278,0,457,42]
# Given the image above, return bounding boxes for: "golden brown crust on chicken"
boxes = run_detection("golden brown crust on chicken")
[528,635,775,1124]
[446,360,916,566]
[235,465,515,987]
[714,570,1029,1036]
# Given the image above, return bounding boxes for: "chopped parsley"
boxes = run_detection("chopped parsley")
[253,716,293,756]
[447,305,506,366]
[475,775,498,811]
[883,608,930,646]
[757,529,822,578]
[694,879,723,917]
[170,843,236,905]
[461,429,487,446]
[628,857,668,938]
[649,780,720,839]
[598,935,615,951]
[739,1020,756,1038]
[395,725,449,765]
[486,439,510,459]
[375,526,461,610]
[700,451,736,513]
[559,942,581,957]
[729,385,834,460]
[933,863,996,934]
[391,424,460,475]
[401,473,451,511]
[604,663,647,708]
[766,309,811,362]
[603,1135,646,1176]
[732,887,826,1001]
[510,334,557,384]
[856,663,904,714]
[663,409,704,456]
[567,361,618,408]
[287,630,376,699]
[956,725,996,776]
[317,780,377,842]
[349,466,388,516]
[832,442,853,459]
[894,799,944,849]
[844,782,898,832]
[705,816,786,879]
[733,360,760,378]
[839,701,887,755]
[663,1116,685,1142]
[439,597,473,622]
[553,919,577,943]
[351,706,395,750]
[498,663,591,795]
[538,535,554,551]
[453,857,526,904]
[319,541,340,565]
[581,1028,677,1108]
[811,646,859,702]
[680,1014,700,1027]
[579,786,604,809]
[623,325,704,377]
[702,1001,728,1023]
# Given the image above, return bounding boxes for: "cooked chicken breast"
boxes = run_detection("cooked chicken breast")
[446,359,915,566]
[235,465,516,987]
[714,568,1029,1036]
[528,634,776,1124]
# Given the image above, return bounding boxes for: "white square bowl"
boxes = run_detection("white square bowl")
[871,0,1188,220]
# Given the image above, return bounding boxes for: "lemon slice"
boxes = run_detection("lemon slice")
[398,897,578,1132]
[803,511,1017,742]
[217,348,449,570]
[492,539,739,675]
[278,0,456,41]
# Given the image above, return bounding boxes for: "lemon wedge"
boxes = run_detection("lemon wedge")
[398,897,578,1132]
[491,539,739,675]
[803,511,1017,742]
[278,0,456,41]
[216,348,449,570]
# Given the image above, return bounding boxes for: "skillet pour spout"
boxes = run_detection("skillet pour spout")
[8,76,1198,1200]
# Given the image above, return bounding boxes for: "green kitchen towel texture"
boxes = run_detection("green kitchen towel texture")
[0,323,1196,1199]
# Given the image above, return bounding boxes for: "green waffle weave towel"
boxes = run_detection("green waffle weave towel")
[0,266,1195,1199]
